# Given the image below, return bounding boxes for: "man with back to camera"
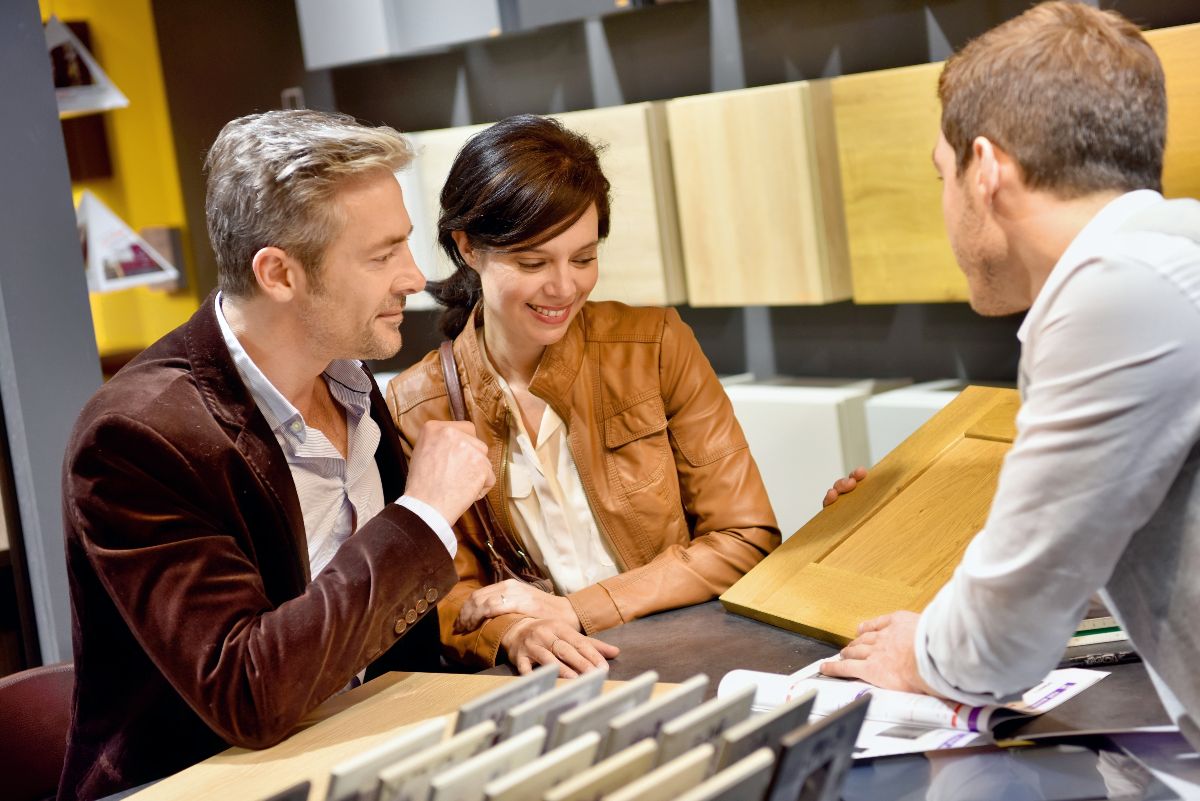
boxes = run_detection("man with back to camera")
[58,110,498,800]
[822,1,1200,749]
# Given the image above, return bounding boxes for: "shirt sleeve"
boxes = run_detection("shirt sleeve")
[917,255,1200,704]
[396,495,458,558]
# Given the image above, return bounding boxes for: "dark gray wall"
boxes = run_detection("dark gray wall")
[1,0,105,664]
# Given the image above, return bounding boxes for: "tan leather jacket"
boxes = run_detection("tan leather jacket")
[387,301,780,668]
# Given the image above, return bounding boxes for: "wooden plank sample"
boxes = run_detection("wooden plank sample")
[721,386,1019,646]
[128,673,678,801]
[551,103,688,306]
[833,22,1198,305]
[602,744,714,801]
[665,81,852,306]
[1149,24,1200,201]
[544,739,660,801]
[832,60,964,304]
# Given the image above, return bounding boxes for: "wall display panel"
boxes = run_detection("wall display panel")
[551,103,688,306]
[1150,24,1200,201]
[666,81,852,307]
[832,61,965,304]
[833,23,1199,305]
[404,123,491,311]
[722,386,1019,646]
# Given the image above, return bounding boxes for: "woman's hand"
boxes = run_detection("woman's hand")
[500,618,620,678]
[455,578,581,633]
[822,466,868,507]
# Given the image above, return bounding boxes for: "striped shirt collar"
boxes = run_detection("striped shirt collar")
[214,292,373,447]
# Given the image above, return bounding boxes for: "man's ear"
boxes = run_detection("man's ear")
[971,136,1005,208]
[450,231,480,272]
[250,246,305,301]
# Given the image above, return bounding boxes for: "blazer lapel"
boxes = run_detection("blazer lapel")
[184,291,310,587]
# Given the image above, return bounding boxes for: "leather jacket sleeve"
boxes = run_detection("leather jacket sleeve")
[567,308,781,632]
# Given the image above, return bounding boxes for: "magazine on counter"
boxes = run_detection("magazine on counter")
[718,657,1108,759]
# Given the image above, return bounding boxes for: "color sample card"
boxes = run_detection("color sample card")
[604,673,709,757]
[378,721,497,801]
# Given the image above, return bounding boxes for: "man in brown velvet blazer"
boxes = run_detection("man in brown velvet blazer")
[58,111,495,800]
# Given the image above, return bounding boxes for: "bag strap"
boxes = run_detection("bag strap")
[435,339,554,592]
[439,340,468,421]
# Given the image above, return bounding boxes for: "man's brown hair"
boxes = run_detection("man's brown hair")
[938,1,1165,197]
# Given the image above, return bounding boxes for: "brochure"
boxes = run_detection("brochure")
[718,657,1108,759]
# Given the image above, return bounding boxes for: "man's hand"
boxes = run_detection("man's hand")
[820,611,933,694]
[455,578,580,633]
[823,466,868,507]
[404,420,495,524]
[500,618,619,678]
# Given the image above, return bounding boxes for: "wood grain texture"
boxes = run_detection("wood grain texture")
[832,61,964,304]
[720,386,1020,645]
[128,673,676,801]
[834,22,1199,305]
[551,103,687,306]
[1149,23,1200,201]
[665,81,852,306]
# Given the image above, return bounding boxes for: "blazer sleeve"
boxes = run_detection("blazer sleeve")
[65,412,458,750]
[568,308,781,631]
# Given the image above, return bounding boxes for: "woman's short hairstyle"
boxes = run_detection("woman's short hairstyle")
[428,114,611,339]
[938,1,1165,197]
[205,109,414,297]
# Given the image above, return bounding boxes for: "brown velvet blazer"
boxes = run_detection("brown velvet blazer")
[58,294,457,801]
[388,302,780,669]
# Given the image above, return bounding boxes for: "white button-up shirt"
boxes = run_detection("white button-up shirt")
[479,328,620,594]
[215,294,455,577]
[916,191,1200,734]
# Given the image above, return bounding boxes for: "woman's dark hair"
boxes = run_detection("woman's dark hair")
[427,114,612,338]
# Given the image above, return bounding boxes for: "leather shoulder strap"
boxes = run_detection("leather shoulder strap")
[438,340,468,422]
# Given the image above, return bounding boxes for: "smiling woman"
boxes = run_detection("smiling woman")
[386,115,782,677]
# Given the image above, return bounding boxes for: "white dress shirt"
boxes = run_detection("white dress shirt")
[916,191,1200,737]
[479,328,620,594]
[215,294,455,576]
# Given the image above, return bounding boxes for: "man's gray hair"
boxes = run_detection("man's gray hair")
[205,109,415,297]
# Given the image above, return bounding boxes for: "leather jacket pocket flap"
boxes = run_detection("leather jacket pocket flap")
[604,395,667,449]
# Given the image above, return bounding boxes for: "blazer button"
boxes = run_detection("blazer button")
[405,609,418,625]
[394,618,407,635]
[416,599,428,614]
[426,588,438,603]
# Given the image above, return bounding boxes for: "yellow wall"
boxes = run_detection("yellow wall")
[42,0,198,356]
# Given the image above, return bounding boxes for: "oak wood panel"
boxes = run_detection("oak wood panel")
[129,673,677,801]
[1150,23,1200,201]
[551,103,687,306]
[833,23,1199,305]
[721,386,1020,645]
[832,61,964,304]
[665,81,852,306]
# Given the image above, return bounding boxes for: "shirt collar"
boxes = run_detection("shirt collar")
[214,292,372,443]
[1017,189,1163,343]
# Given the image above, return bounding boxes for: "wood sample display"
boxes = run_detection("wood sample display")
[128,672,677,801]
[551,103,688,306]
[721,386,1020,646]
[665,81,852,306]
[1151,23,1200,201]
[832,61,964,304]
[833,22,1199,305]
